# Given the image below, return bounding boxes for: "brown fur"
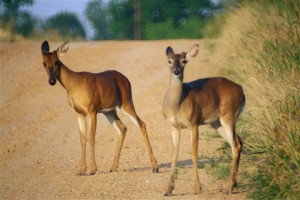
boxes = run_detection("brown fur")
[41,41,158,175]
[163,44,245,195]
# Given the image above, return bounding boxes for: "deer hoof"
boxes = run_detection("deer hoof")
[76,171,86,176]
[90,170,96,175]
[110,168,118,172]
[194,187,202,195]
[153,168,159,173]
[164,192,172,196]
[227,180,236,194]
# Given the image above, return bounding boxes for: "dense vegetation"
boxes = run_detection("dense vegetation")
[85,0,220,40]
[0,0,86,41]
[206,0,300,199]
[0,0,222,40]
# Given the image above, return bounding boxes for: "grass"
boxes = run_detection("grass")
[203,0,300,198]
[205,156,231,181]
[202,131,222,142]
[198,141,231,181]
[0,26,23,42]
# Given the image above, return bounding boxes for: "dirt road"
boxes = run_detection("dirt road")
[0,40,246,199]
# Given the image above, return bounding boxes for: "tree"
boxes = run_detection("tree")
[85,0,111,40]
[44,12,86,40]
[85,0,220,40]
[14,11,34,36]
[0,0,35,37]
[108,0,134,40]
[140,0,217,39]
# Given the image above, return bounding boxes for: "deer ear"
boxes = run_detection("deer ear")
[41,40,49,54]
[186,44,199,61]
[166,46,174,58]
[57,41,69,57]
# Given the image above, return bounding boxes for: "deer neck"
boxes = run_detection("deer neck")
[56,61,77,91]
[163,74,184,116]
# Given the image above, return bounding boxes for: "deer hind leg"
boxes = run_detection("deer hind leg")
[219,117,242,193]
[121,105,159,173]
[105,110,127,172]
[165,127,180,196]
[77,113,87,175]
[234,134,243,186]
[88,112,97,175]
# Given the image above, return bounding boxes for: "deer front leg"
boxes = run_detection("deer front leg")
[77,114,87,175]
[191,126,201,194]
[165,127,180,196]
[88,112,97,175]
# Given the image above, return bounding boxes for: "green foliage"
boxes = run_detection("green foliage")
[13,10,35,37]
[85,0,220,40]
[174,167,179,180]
[85,0,111,40]
[198,141,232,181]
[248,90,300,199]
[256,39,299,75]
[108,0,134,39]
[143,18,206,40]
[141,0,217,40]
[209,161,230,180]
[202,156,231,181]
[203,13,226,38]
[198,161,205,169]
[0,0,35,37]
[44,12,86,40]
[244,0,300,78]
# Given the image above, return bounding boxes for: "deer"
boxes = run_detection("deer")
[41,41,159,176]
[162,44,245,196]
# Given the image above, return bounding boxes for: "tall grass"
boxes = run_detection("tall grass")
[206,0,300,198]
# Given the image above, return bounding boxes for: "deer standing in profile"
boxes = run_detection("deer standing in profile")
[162,44,245,196]
[41,41,159,175]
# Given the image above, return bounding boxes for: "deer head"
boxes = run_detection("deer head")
[166,44,199,79]
[41,41,69,86]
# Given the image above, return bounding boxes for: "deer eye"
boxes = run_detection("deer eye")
[55,61,59,66]
[168,59,173,64]
[182,60,187,64]
[43,62,46,67]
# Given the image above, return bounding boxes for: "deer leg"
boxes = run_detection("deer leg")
[77,114,87,175]
[88,112,97,175]
[121,107,159,173]
[233,134,243,187]
[165,127,180,196]
[191,126,201,194]
[220,118,241,193]
[105,111,127,172]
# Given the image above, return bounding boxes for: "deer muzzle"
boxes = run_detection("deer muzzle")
[48,67,56,86]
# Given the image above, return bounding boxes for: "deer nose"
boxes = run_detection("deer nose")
[174,71,180,75]
[173,68,181,76]
[49,79,56,86]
